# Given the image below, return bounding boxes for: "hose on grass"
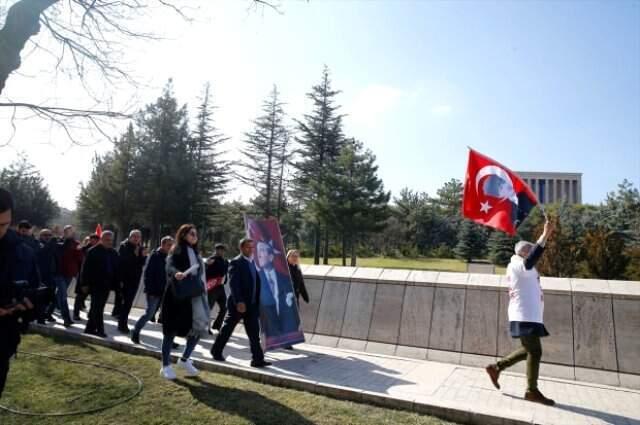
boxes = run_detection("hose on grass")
[0,350,143,417]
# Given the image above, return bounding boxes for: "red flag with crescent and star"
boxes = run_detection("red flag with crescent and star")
[462,148,538,235]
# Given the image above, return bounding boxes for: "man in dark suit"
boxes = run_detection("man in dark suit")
[114,229,147,333]
[83,231,119,338]
[256,240,300,338]
[210,238,270,368]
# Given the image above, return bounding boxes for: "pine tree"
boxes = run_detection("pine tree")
[293,66,345,264]
[326,139,390,266]
[454,220,486,262]
[488,230,516,266]
[135,80,191,244]
[190,83,231,236]
[240,85,289,218]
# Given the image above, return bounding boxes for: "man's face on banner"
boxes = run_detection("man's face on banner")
[256,241,274,270]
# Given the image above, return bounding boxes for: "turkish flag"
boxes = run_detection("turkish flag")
[95,223,103,237]
[462,149,538,235]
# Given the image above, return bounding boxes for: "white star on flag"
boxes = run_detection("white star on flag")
[480,201,492,214]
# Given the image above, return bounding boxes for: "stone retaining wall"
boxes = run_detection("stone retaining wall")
[68,264,640,388]
[296,265,640,389]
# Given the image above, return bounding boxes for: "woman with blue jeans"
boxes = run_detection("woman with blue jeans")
[159,224,210,380]
[131,236,173,344]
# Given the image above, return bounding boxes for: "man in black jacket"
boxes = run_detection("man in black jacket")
[205,243,229,332]
[131,236,173,344]
[83,231,119,338]
[72,233,100,320]
[35,229,59,324]
[115,230,147,333]
[0,189,38,397]
[210,238,270,368]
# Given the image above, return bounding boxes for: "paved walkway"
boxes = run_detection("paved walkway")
[35,306,640,425]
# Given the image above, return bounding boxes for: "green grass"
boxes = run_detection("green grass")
[0,334,456,425]
[302,257,506,274]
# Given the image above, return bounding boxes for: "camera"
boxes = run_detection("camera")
[2,280,51,323]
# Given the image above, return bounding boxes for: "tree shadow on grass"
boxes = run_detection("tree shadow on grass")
[174,376,315,425]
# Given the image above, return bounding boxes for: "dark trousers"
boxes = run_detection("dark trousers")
[111,287,122,316]
[73,291,89,317]
[207,286,227,330]
[211,304,264,363]
[85,287,110,335]
[118,282,140,329]
[0,356,9,398]
[497,335,542,392]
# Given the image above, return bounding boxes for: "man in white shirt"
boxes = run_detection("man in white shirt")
[486,220,555,406]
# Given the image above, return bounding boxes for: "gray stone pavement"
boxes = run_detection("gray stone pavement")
[34,305,640,425]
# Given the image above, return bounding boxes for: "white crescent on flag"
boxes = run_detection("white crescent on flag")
[475,165,519,205]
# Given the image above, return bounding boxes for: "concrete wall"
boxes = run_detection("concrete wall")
[297,265,640,389]
[69,264,640,389]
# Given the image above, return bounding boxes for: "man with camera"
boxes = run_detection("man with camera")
[0,189,39,398]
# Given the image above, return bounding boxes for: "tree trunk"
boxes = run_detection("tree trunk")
[350,237,357,267]
[323,227,329,265]
[341,233,347,266]
[313,224,320,265]
[0,0,58,95]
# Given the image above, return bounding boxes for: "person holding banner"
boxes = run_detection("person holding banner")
[485,220,555,406]
[210,238,271,368]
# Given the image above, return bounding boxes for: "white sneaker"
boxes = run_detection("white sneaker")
[177,358,199,377]
[160,365,177,380]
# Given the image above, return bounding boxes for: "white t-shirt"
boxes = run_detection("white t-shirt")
[506,254,544,323]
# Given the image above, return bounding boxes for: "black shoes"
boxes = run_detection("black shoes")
[131,333,140,344]
[63,320,74,328]
[250,360,272,368]
[525,389,555,406]
[210,351,226,362]
[85,330,108,338]
[118,325,130,334]
[172,343,180,350]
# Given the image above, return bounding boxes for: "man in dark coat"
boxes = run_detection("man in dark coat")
[115,230,147,333]
[205,243,229,331]
[131,236,173,344]
[72,234,99,320]
[256,240,300,339]
[35,229,59,324]
[0,189,38,398]
[210,238,270,368]
[83,231,119,338]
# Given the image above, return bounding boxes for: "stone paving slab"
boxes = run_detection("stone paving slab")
[32,305,640,425]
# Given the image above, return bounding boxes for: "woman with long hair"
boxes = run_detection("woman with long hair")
[159,224,210,380]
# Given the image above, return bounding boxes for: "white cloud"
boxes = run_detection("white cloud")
[348,84,403,128]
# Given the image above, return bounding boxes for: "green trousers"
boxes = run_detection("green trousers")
[496,334,542,392]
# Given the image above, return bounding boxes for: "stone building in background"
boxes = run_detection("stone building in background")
[516,172,582,204]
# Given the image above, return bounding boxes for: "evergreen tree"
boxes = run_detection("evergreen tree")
[0,154,59,226]
[583,226,629,280]
[190,83,231,236]
[488,230,516,266]
[293,66,345,264]
[325,139,390,266]
[454,220,486,262]
[240,85,289,218]
[135,80,191,244]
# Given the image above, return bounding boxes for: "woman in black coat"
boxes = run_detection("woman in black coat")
[160,224,208,380]
[286,250,309,304]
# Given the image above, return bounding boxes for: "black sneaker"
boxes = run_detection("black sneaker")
[250,360,272,368]
[131,333,140,344]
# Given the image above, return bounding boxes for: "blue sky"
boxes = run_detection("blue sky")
[0,0,638,208]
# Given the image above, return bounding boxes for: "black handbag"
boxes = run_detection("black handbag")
[171,273,205,300]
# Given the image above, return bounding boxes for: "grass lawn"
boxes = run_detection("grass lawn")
[0,334,456,425]
[302,257,506,274]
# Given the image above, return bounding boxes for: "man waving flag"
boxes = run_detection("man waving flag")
[462,148,539,235]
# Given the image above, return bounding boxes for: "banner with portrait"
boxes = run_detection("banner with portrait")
[244,216,305,351]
